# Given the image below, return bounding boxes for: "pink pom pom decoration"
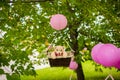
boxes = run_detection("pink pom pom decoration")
[69,60,78,70]
[50,14,67,30]
[114,61,120,69]
[114,48,120,69]
[97,44,119,67]
[91,43,104,64]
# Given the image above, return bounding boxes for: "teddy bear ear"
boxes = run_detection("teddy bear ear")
[62,47,64,50]
[55,46,58,49]
[62,46,65,50]
[54,46,58,49]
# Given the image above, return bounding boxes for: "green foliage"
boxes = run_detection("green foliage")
[21,61,120,80]
[6,73,21,80]
[0,0,120,79]
[21,67,77,80]
[0,69,4,74]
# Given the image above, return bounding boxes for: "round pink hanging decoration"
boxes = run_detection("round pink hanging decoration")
[50,14,67,30]
[114,48,120,69]
[69,60,78,70]
[114,60,120,69]
[91,43,104,64]
[97,43,119,67]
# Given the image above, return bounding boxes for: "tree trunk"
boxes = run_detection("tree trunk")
[76,63,85,80]
[69,25,85,80]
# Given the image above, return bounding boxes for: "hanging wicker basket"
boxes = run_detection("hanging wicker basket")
[46,29,74,67]
[48,57,71,67]
[47,49,74,67]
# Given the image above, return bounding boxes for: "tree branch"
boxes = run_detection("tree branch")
[4,0,54,3]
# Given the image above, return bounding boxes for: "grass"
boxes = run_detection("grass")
[21,60,120,80]
[83,61,120,80]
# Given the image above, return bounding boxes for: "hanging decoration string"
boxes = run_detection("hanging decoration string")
[57,0,60,14]
[64,38,74,52]
[69,71,74,80]
[118,0,120,12]
[64,33,75,52]
[46,31,60,51]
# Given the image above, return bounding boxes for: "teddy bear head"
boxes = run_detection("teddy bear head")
[54,46,65,56]
[54,46,65,52]
[50,46,67,59]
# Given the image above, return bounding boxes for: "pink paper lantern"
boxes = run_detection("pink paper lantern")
[97,44,119,67]
[91,43,104,64]
[114,48,120,69]
[50,14,67,30]
[69,60,78,70]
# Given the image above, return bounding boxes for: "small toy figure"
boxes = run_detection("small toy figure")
[51,46,67,59]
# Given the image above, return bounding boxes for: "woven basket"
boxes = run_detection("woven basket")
[47,51,73,67]
[48,57,71,67]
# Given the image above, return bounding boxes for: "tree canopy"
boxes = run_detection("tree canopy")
[0,0,120,80]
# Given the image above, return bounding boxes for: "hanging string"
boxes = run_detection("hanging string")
[66,33,75,52]
[64,38,74,52]
[46,30,74,52]
[47,0,60,50]
[57,0,60,14]
[69,72,73,80]
[118,0,120,12]
[46,31,60,51]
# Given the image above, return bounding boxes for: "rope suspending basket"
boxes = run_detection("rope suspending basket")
[47,45,74,67]
[46,31,75,67]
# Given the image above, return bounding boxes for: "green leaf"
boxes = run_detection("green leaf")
[6,73,21,80]
[0,69,4,74]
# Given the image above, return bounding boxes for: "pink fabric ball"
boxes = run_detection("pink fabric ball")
[50,14,67,30]
[114,61,120,69]
[69,60,78,70]
[97,44,119,67]
[91,43,104,64]
[114,48,120,69]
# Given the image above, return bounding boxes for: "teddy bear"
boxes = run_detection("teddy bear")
[51,46,67,59]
